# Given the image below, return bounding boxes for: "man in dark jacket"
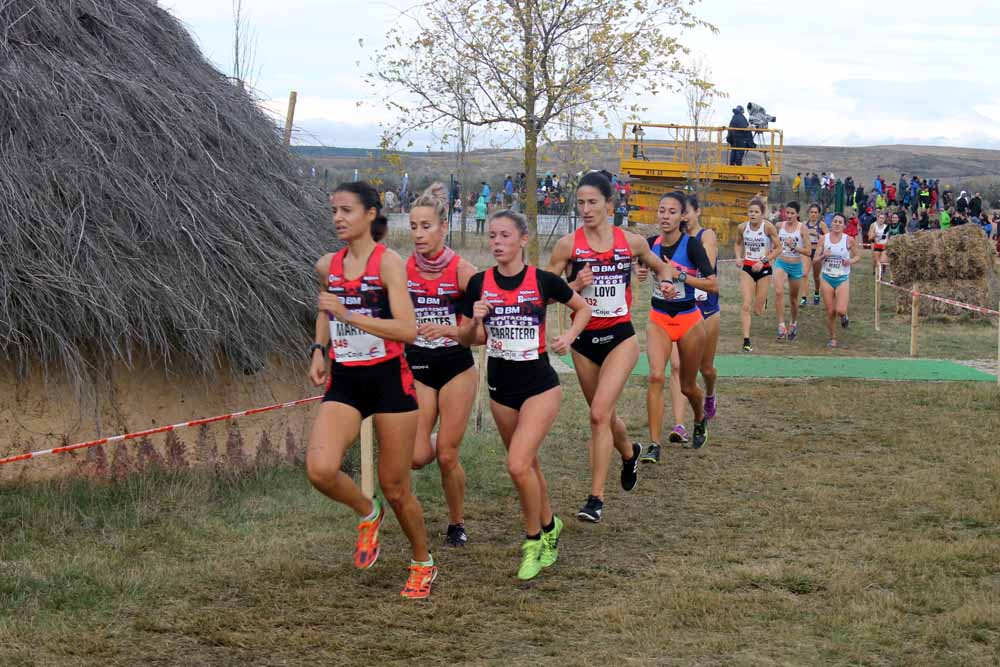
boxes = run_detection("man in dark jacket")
[726,106,753,166]
[970,193,983,218]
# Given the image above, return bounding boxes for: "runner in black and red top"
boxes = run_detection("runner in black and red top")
[405,183,478,548]
[547,171,675,523]
[308,181,436,600]
[457,210,591,582]
[638,192,719,452]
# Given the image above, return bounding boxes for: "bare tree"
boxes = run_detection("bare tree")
[683,56,726,202]
[372,0,713,263]
[231,0,259,92]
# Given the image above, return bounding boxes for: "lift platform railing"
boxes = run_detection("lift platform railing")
[621,122,784,177]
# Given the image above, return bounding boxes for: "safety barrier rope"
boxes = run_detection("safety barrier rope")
[0,395,323,467]
[876,279,1000,317]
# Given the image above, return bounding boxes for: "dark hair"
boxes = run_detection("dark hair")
[785,201,800,213]
[577,171,613,200]
[333,181,388,242]
[748,196,765,213]
[488,209,528,236]
[686,194,700,212]
[660,191,688,210]
[807,202,822,214]
[831,213,846,225]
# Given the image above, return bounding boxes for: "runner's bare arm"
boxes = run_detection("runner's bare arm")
[701,228,719,266]
[546,235,578,288]
[627,232,675,282]
[734,222,746,260]
[764,222,783,263]
[847,237,861,265]
[310,255,334,385]
[456,300,487,347]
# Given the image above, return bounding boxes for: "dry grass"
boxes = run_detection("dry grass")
[2,377,999,666]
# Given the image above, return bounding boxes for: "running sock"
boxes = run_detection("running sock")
[526,532,542,541]
[411,555,435,567]
[542,518,556,533]
[362,497,381,521]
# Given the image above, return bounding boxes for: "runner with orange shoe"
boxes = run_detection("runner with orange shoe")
[307,181,436,599]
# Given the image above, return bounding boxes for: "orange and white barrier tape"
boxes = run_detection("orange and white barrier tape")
[877,280,1000,317]
[0,395,323,467]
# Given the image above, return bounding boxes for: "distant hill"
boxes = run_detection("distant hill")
[294,141,1000,194]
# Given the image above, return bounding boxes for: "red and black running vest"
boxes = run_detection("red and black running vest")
[569,226,633,330]
[406,254,464,350]
[326,244,403,366]
[481,266,547,360]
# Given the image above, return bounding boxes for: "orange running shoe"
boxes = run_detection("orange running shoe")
[400,562,438,599]
[354,498,384,569]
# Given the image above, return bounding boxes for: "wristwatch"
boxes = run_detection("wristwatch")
[676,270,688,283]
[308,343,326,358]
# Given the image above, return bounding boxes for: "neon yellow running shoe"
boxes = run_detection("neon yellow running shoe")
[517,538,544,581]
[540,516,564,568]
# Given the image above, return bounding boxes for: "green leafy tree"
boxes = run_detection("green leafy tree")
[371,0,713,263]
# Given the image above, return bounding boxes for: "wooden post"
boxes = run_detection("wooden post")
[282,91,298,147]
[996,299,1000,387]
[874,263,881,332]
[475,345,487,432]
[360,417,374,497]
[909,282,920,357]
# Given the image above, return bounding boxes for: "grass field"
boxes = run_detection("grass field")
[2,244,999,666]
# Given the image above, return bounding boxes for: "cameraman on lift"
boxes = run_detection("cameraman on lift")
[726,105,753,166]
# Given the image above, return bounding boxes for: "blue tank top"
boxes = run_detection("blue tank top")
[695,229,720,314]
[650,234,697,314]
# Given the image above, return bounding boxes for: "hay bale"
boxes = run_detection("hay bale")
[0,0,339,383]
[887,225,996,284]
[894,278,999,319]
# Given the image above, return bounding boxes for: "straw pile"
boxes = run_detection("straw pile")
[0,0,337,383]
[885,225,998,318]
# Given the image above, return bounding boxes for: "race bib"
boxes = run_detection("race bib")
[329,313,386,363]
[485,320,540,361]
[824,257,845,277]
[745,241,766,261]
[414,310,458,349]
[581,282,627,317]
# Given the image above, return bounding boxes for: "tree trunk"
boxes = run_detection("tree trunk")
[458,129,467,248]
[522,0,539,265]
[524,125,539,265]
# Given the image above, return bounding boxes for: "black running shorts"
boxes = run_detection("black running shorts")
[323,356,418,418]
[405,347,476,392]
[570,321,636,367]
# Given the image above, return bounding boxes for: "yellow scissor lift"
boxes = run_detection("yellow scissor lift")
[620,123,784,246]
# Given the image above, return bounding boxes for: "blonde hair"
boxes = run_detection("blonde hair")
[411,182,449,224]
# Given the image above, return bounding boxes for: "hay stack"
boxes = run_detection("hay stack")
[885,225,998,318]
[0,0,338,383]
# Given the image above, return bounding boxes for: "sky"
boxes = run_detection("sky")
[161,0,1000,150]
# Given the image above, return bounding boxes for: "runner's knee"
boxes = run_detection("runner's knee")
[648,369,666,387]
[589,404,614,430]
[435,443,460,474]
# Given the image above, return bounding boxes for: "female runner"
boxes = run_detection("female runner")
[816,213,860,348]
[640,195,720,462]
[734,197,781,353]
[642,192,718,452]
[307,181,435,600]
[457,210,591,581]
[801,203,829,306]
[406,183,479,547]
[868,210,891,278]
[772,201,811,341]
[547,171,675,522]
